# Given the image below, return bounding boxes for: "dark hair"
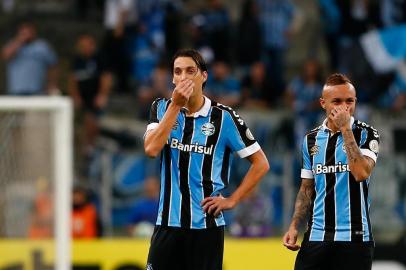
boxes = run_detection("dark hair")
[171,48,208,88]
[325,73,352,86]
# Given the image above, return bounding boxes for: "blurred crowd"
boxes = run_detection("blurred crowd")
[1,0,406,238]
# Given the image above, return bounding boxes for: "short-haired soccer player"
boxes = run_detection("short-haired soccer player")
[283,73,380,270]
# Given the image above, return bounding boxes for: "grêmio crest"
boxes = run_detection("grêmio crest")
[201,122,215,136]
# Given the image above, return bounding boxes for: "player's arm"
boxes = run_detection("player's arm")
[144,79,194,158]
[283,178,314,251]
[331,105,376,181]
[201,149,269,216]
[341,128,375,181]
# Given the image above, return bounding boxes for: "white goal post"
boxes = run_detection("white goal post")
[0,96,73,270]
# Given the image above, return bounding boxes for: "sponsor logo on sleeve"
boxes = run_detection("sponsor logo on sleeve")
[245,128,255,140]
[369,140,379,153]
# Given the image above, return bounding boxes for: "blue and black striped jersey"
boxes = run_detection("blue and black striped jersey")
[146,96,261,229]
[301,117,380,242]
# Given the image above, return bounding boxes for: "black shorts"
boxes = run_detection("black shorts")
[295,240,374,270]
[146,225,224,270]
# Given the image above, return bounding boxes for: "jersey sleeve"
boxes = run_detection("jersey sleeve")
[301,135,314,179]
[360,125,380,163]
[144,98,163,137]
[223,108,260,158]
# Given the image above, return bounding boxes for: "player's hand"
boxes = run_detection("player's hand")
[283,227,300,251]
[329,105,351,130]
[172,79,194,108]
[201,195,236,217]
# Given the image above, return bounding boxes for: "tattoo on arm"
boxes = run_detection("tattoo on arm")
[342,129,363,163]
[292,181,315,227]
[365,157,375,172]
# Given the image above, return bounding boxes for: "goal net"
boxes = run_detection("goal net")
[0,97,73,270]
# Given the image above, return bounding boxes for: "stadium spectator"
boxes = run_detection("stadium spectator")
[191,0,231,64]
[236,0,262,74]
[129,0,167,91]
[1,21,58,95]
[205,61,241,107]
[240,61,274,109]
[28,178,53,238]
[72,186,99,238]
[128,176,160,237]
[68,34,113,156]
[194,0,232,62]
[317,0,341,70]
[137,60,172,119]
[285,58,324,150]
[144,48,269,270]
[256,0,297,97]
[163,1,184,62]
[283,73,380,270]
[102,0,137,94]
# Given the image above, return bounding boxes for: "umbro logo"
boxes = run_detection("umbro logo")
[310,145,319,156]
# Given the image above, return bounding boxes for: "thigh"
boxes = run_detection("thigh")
[332,242,374,270]
[189,226,224,270]
[146,226,184,270]
[294,241,331,270]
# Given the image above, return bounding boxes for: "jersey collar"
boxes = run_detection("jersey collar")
[182,96,211,118]
[322,116,355,132]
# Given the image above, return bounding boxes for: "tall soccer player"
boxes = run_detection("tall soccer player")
[283,73,380,270]
[144,49,269,270]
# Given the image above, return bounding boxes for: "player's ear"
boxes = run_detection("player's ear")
[202,71,208,83]
[320,98,325,109]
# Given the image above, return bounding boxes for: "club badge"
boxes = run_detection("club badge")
[202,122,215,136]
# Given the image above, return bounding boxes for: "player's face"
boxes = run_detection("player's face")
[320,83,357,116]
[173,57,207,96]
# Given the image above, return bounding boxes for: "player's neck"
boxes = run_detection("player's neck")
[185,95,205,116]
[326,120,339,133]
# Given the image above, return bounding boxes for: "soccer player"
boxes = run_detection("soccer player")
[144,48,269,270]
[283,73,380,270]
